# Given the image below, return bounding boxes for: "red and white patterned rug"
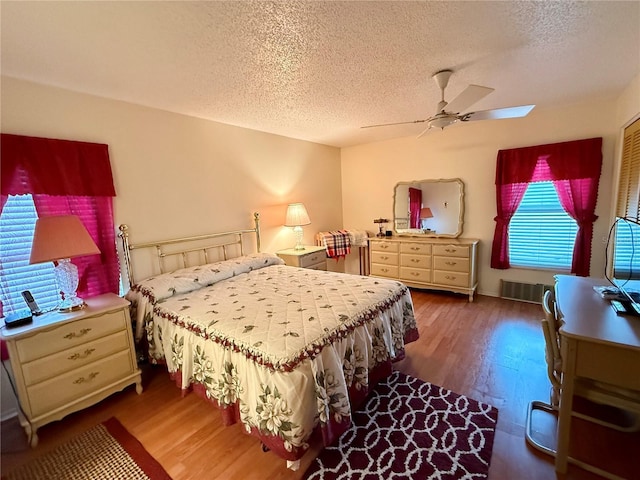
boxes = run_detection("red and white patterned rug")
[304,371,498,479]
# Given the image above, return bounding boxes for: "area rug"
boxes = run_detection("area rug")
[3,417,172,480]
[304,371,498,479]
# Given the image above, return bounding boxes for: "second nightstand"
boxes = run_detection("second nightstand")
[276,246,327,270]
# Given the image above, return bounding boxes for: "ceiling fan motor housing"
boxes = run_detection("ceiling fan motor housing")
[429,114,458,130]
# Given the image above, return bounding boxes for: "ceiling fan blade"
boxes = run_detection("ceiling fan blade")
[445,85,494,114]
[361,119,428,129]
[416,126,434,139]
[464,105,535,121]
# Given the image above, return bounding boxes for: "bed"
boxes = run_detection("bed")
[120,214,419,469]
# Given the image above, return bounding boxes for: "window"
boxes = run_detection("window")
[0,195,59,315]
[491,138,602,276]
[612,119,640,280]
[613,219,639,280]
[1,134,121,318]
[508,182,578,270]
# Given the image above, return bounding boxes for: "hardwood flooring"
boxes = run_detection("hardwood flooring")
[2,289,639,479]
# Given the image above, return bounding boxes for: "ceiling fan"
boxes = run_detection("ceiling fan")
[361,69,535,137]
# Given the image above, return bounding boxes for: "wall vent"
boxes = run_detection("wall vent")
[500,280,554,304]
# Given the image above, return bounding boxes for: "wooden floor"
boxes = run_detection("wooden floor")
[2,289,639,479]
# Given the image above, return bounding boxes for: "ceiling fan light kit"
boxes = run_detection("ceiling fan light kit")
[362,68,535,136]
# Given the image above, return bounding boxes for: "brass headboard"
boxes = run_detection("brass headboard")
[119,212,261,286]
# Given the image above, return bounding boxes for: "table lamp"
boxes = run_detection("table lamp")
[420,207,434,231]
[373,218,390,237]
[285,203,311,251]
[29,215,101,312]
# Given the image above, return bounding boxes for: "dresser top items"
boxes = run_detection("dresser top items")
[369,237,479,245]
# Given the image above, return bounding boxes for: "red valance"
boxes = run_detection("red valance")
[1,134,116,196]
[495,137,602,185]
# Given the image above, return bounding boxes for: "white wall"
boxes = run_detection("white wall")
[1,76,344,252]
[340,98,621,296]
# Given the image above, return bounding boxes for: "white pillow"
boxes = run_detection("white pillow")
[128,252,284,303]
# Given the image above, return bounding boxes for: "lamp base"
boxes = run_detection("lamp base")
[54,258,86,313]
[293,226,306,251]
[58,299,87,312]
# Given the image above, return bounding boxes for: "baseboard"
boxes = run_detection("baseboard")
[1,408,18,422]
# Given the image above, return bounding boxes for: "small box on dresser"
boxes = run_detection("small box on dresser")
[276,246,327,270]
[369,237,479,301]
[0,293,142,447]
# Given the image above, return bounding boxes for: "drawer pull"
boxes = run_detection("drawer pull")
[381,268,389,272]
[445,261,457,266]
[410,247,420,251]
[380,245,389,249]
[381,255,389,260]
[310,255,319,261]
[411,272,421,277]
[445,275,456,280]
[411,259,421,263]
[445,248,457,253]
[73,372,99,384]
[68,348,96,361]
[64,328,92,340]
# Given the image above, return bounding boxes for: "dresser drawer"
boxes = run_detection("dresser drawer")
[433,256,469,273]
[16,309,128,363]
[432,245,470,258]
[21,330,130,386]
[370,263,399,278]
[400,254,430,269]
[27,349,134,417]
[370,241,399,254]
[370,251,398,265]
[400,267,431,283]
[400,243,431,255]
[433,270,470,288]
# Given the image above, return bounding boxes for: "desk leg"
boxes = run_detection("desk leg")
[556,338,577,473]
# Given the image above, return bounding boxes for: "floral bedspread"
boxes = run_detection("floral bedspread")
[126,253,418,461]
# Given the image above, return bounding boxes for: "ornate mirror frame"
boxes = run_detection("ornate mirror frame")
[393,178,465,238]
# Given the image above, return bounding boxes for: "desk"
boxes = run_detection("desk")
[554,275,640,475]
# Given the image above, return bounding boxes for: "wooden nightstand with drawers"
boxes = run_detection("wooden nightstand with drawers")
[276,246,327,271]
[0,293,142,447]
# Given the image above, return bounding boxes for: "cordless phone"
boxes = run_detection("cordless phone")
[21,290,42,316]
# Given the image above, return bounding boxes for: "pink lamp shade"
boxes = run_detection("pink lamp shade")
[29,215,100,264]
[420,207,433,219]
[29,215,100,312]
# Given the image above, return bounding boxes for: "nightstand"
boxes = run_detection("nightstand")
[276,246,327,270]
[0,293,142,447]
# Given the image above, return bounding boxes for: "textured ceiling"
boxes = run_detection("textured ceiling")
[1,1,639,148]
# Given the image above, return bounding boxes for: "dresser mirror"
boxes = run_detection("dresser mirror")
[393,178,464,237]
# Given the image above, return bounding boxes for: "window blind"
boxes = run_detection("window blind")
[616,119,640,220]
[0,195,59,315]
[613,219,639,280]
[508,182,578,270]
[612,119,640,280]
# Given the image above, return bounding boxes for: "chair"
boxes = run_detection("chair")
[526,289,640,457]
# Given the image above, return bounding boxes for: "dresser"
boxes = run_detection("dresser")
[369,237,479,301]
[0,293,142,447]
[276,246,327,270]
